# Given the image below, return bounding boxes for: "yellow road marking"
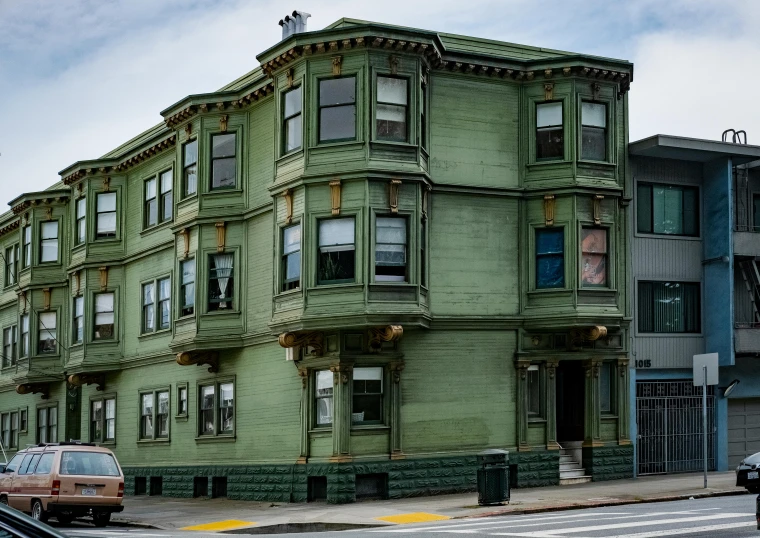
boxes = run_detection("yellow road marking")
[181,519,256,531]
[375,512,451,524]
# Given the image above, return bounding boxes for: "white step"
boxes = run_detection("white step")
[560,476,592,485]
[560,468,587,478]
[560,462,582,472]
[559,455,575,463]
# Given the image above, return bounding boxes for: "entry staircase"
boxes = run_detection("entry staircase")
[737,259,760,326]
[559,442,591,485]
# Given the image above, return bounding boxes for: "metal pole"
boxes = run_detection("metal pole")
[703,365,707,489]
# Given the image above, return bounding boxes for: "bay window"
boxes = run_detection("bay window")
[183,139,198,196]
[319,77,356,142]
[75,198,86,244]
[535,228,564,289]
[318,218,355,285]
[536,102,563,160]
[283,86,302,152]
[376,76,408,142]
[96,192,117,239]
[208,254,234,311]
[94,292,115,340]
[181,259,195,316]
[375,217,407,282]
[581,102,607,161]
[39,221,58,263]
[282,224,301,291]
[211,133,236,189]
[73,296,84,344]
[581,228,608,287]
[38,312,56,354]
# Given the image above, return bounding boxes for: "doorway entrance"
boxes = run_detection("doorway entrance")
[556,362,585,443]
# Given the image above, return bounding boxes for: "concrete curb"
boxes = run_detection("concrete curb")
[464,489,751,519]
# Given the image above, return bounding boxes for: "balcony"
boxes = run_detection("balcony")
[733,226,760,257]
[735,323,760,354]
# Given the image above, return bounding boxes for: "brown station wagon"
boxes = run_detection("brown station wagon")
[0,442,124,527]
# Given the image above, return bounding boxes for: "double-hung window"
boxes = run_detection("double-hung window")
[283,87,302,153]
[3,325,17,367]
[38,312,56,354]
[581,102,607,161]
[140,390,169,440]
[637,183,699,236]
[145,178,158,228]
[37,406,57,443]
[142,277,170,333]
[211,134,236,189]
[318,218,355,284]
[282,224,301,291]
[315,370,333,427]
[198,382,233,436]
[91,397,115,443]
[376,76,408,142]
[639,281,701,333]
[19,315,29,358]
[1,414,10,450]
[208,254,234,311]
[4,245,17,286]
[181,259,195,316]
[22,226,31,268]
[73,296,84,344]
[352,367,383,425]
[39,222,58,263]
[536,102,563,160]
[535,228,564,289]
[581,228,608,287]
[75,198,86,244]
[160,170,173,222]
[319,77,356,142]
[96,192,117,239]
[375,217,407,282]
[94,292,115,340]
[183,140,198,196]
[177,385,188,417]
[9,412,18,449]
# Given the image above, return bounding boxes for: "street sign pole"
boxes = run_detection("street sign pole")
[703,365,707,489]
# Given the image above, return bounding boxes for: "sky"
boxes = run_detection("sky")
[1,0,759,205]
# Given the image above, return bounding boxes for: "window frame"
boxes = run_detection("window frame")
[144,177,158,229]
[374,75,409,143]
[281,222,301,292]
[180,258,196,317]
[207,252,236,312]
[314,370,334,428]
[579,100,608,162]
[2,325,17,368]
[182,138,198,198]
[580,227,610,288]
[73,295,84,344]
[141,276,171,334]
[93,291,116,341]
[4,244,18,287]
[374,215,408,283]
[37,310,57,355]
[637,280,702,335]
[636,182,700,238]
[282,85,303,154]
[316,216,357,286]
[318,75,358,144]
[209,132,238,191]
[90,395,116,444]
[38,220,60,264]
[535,101,565,162]
[534,226,566,290]
[352,366,384,426]
[95,191,118,240]
[138,388,170,442]
[176,382,189,419]
[19,314,29,358]
[22,225,31,268]
[74,197,86,245]
[35,404,58,444]
[196,378,235,439]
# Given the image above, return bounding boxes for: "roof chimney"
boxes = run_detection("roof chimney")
[279,10,311,40]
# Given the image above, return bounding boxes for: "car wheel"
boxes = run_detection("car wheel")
[92,512,111,527]
[31,500,48,523]
[57,512,74,525]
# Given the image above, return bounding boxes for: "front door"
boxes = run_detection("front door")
[557,362,585,442]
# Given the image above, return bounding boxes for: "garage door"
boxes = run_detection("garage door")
[728,399,760,468]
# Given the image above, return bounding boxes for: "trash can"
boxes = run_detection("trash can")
[477,449,509,505]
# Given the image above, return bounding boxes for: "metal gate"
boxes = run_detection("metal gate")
[636,381,715,475]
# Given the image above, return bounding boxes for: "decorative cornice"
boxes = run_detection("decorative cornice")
[10,193,70,215]
[163,82,275,129]
[0,219,20,239]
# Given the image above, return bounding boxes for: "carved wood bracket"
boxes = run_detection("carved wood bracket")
[569,325,608,348]
[180,228,190,259]
[216,221,226,252]
[279,331,324,357]
[544,83,554,101]
[329,180,341,215]
[332,56,342,76]
[67,373,106,392]
[282,189,293,224]
[99,266,108,291]
[368,325,403,353]
[330,363,352,385]
[42,288,51,311]
[593,194,604,225]
[515,359,532,380]
[16,383,50,400]
[389,179,402,213]
[544,195,555,226]
[176,351,220,373]
[389,361,405,384]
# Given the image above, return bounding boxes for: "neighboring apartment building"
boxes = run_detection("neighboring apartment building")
[0,16,634,503]
[629,135,760,475]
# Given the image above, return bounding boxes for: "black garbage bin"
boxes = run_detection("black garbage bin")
[477,449,509,505]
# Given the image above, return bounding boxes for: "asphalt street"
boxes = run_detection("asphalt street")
[57,495,760,537]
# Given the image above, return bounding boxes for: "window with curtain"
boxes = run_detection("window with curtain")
[20,315,29,358]
[375,217,407,282]
[96,192,117,239]
[183,139,198,196]
[75,198,86,245]
[22,225,31,267]
[581,228,608,287]
[282,224,301,291]
[536,228,564,289]
[181,259,195,316]
[157,391,169,438]
[211,133,236,189]
[73,296,84,343]
[219,383,233,434]
[527,365,541,416]
[283,86,302,153]
[39,221,59,263]
[94,292,115,340]
[581,102,607,161]
[38,312,56,354]
[352,367,383,425]
[208,254,234,310]
[158,277,170,329]
[315,370,333,426]
[637,183,699,236]
[319,77,356,142]
[318,218,355,284]
[638,281,701,333]
[376,76,408,142]
[536,102,563,160]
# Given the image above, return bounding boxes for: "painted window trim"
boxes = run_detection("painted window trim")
[208,130,240,192]
[140,275,172,335]
[138,387,171,442]
[175,381,189,419]
[316,74,359,145]
[195,377,235,439]
[373,73,410,144]
[94,190,119,241]
[37,219,61,265]
[35,403,59,444]
[281,85,304,156]
[89,394,117,445]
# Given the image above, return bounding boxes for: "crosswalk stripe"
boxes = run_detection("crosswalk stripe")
[489,513,749,537]
[368,512,631,532]
[603,520,757,538]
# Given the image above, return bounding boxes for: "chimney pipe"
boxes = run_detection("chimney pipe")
[279,10,311,40]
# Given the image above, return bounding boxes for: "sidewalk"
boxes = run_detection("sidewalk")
[112,472,748,533]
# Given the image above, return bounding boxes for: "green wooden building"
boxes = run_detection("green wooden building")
[0,15,634,503]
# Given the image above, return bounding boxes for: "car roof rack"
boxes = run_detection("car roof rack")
[36,441,96,447]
